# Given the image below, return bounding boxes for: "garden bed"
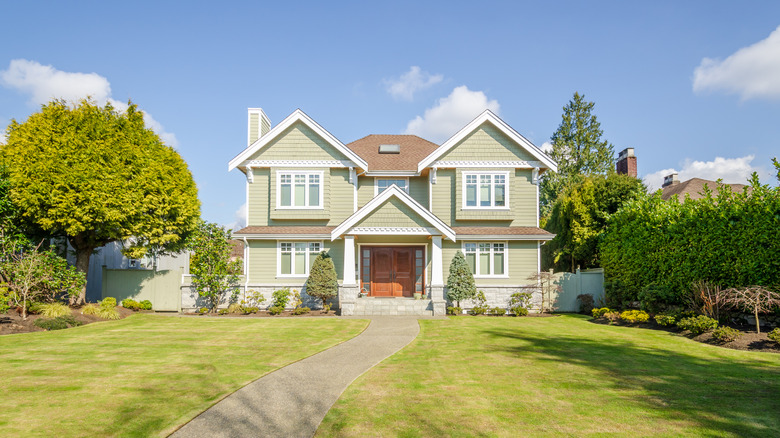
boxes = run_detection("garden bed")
[0,305,136,335]
[182,309,336,317]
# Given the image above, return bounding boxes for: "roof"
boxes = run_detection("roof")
[453,227,555,240]
[346,135,440,172]
[228,239,245,259]
[660,178,748,202]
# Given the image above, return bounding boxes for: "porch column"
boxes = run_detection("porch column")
[431,235,444,286]
[343,235,356,285]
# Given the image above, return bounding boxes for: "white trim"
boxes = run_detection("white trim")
[461,171,510,209]
[276,240,323,278]
[537,242,541,275]
[236,234,332,240]
[242,237,250,292]
[244,178,249,230]
[462,241,509,278]
[331,184,456,242]
[364,170,419,177]
[275,170,324,209]
[351,227,437,235]
[431,236,443,286]
[245,165,254,183]
[351,168,358,213]
[417,110,558,173]
[535,174,540,227]
[343,236,356,285]
[229,109,368,171]
[433,160,544,168]
[242,159,353,168]
[374,177,410,196]
[457,234,555,241]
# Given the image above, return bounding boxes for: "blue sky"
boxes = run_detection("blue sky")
[2,1,779,228]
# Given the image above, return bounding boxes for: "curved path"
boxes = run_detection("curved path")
[171,317,422,438]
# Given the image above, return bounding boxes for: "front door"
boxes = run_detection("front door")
[366,247,421,297]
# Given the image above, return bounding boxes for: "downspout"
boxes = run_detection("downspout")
[242,236,249,300]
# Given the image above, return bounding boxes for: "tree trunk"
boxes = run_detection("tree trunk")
[755,307,761,334]
[71,244,93,306]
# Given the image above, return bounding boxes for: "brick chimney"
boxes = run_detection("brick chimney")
[662,173,679,188]
[616,147,637,177]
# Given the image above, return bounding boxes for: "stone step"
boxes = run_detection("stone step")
[353,298,434,316]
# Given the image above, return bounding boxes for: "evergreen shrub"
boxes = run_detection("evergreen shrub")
[446,251,476,307]
[677,315,718,335]
[767,328,780,344]
[619,310,649,324]
[306,252,338,310]
[712,326,742,343]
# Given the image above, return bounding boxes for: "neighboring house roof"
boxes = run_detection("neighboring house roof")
[233,226,335,238]
[453,227,555,240]
[228,239,245,259]
[346,134,440,172]
[660,178,748,202]
[228,109,369,172]
[417,109,558,173]
[331,184,456,241]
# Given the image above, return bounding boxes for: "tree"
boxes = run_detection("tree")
[2,99,200,304]
[540,92,615,216]
[189,221,242,313]
[544,173,645,271]
[527,270,561,314]
[446,251,476,307]
[306,251,338,309]
[724,286,780,334]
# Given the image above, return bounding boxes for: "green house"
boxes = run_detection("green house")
[228,108,557,315]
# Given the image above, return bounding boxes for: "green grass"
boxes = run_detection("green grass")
[0,314,367,437]
[317,315,780,437]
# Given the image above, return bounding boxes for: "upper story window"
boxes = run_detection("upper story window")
[376,178,409,195]
[277,171,323,208]
[463,242,506,277]
[463,172,508,208]
[279,241,321,276]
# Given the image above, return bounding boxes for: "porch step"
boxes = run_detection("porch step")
[353,298,434,316]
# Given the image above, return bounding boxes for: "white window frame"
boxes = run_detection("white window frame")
[462,241,508,278]
[462,171,509,209]
[276,170,324,209]
[277,241,323,278]
[374,177,410,196]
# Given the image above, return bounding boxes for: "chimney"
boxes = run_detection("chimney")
[247,108,271,147]
[616,147,637,177]
[662,173,679,188]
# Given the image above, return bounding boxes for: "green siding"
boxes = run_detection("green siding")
[454,168,537,225]
[269,168,330,221]
[442,240,538,286]
[353,197,432,229]
[247,239,344,283]
[327,168,355,225]
[357,176,374,208]
[248,168,270,226]
[248,121,350,161]
[263,167,355,225]
[260,115,271,137]
[431,169,455,225]
[437,122,537,162]
[249,113,260,145]
[409,176,429,209]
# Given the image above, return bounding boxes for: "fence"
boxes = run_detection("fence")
[101,266,184,311]
[551,268,605,312]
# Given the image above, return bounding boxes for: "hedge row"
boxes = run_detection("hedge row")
[600,176,780,304]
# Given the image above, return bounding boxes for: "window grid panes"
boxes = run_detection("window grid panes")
[279,172,322,208]
[463,242,506,277]
[464,173,507,208]
[377,179,409,194]
[280,242,321,276]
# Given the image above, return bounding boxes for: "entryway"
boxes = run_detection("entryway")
[361,246,425,298]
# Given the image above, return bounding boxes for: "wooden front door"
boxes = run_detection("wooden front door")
[366,247,421,297]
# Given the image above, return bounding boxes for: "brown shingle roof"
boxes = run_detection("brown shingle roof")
[228,239,244,259]
[660,178,747,202]
[346,135,439,171]
[233,226,335,236]
[453,227,554,238]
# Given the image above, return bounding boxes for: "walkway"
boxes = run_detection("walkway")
[170,317,423,438]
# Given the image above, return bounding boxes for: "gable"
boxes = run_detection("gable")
[436,122,536,162]
[353,197,433,229]
[246,121,351,162]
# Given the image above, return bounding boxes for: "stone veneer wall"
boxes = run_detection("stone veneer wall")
[452,284,542,313]
[181,277,338,312]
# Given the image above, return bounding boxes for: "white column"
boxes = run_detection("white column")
[343,235,356,285]
[431,235,444,286]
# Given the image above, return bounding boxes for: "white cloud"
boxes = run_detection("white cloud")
[643,155,762,191]
[226,203,247,231]
[404,86,500,143]
[0,59,178,147]
[693,25,780,100]
[541,141,553,153]
[385,66,443,101]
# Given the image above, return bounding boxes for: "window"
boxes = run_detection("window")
[463,242,506,277]
[279,242,321,276]
[376,178,409,195]
[464,172,507,208]
[278,171,322,208]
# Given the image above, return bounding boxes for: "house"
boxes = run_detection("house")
[660,173,747,201]
[227,108,556,315]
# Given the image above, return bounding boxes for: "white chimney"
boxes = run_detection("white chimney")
[662,173,679,188]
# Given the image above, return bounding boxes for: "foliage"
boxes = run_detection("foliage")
[489,307,506,316]
[0,284,11,313]
[34,315,82,331]
[197,307,209,314]
[291,290,303,309]
[723,285,780,334]
[292,307,311,315]
[447,306,462,315]
[576,293,594,314]
[711,326,742,343]
[241,290,266,311]
[446,251,476,307]
[600,173,780,306]
[102,297,117,307]
[269,305,284,316]
[1,246,66,319]
[0,165,35,250]
[544,174,645,271]
[603,311,621,324]
[122,299,141,311]
[2,99,200,304]
[527,271,560,313]
[139,300,152,311]
[224,303,243,314]
[81,304,99,316]
[685,281,728,321]
[305,251,338,309]
[591,307,612,318]
[677,316,718,335]
[470,291,488,315]
[189,221,242,313]
[38,302,71,318]
[654,314,676,327]
[322,303,331,313]
[768,328,780,344]
[508,291,533,316]
[271,288,291,309]
[83,297,120,320]
[540,92,616,216]
[619,310,649,324]
[638,283,677,314]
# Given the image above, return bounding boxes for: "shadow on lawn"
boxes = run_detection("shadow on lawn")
[484,324,780,437]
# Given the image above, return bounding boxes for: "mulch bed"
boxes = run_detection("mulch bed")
[0,306,136,335]
[182,310,336,317]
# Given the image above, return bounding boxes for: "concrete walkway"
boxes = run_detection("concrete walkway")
[170,317,423,438]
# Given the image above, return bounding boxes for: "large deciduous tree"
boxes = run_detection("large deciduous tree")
[2,99,200,304]
[540,92,615,216]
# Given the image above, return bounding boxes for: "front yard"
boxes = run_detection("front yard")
[0,314,367,437]
[318,315,780,437]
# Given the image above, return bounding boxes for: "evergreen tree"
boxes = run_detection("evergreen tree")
[446,251,476,307]
[540,92,615,217]
[306,251,338,309]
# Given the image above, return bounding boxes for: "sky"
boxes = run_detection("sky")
[1,1,779,229]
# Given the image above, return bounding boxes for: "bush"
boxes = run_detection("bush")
[489,307,506,316]
[654,314,676,326]
[470,291,488,315]
[619,310,650,324]
[102,297,117,307]
[81,304,99,315]
[26,302,43,314]
[292,307,311,315]
[0,285,11,313]
[508,291,532,316]
[447,306,462,315]
[306,252,339,309]
[271,288,290,309]
[82,298,120,320]
[677,315,718,335]
[242,306,259,314]
[218,308,230,315]
[513,307,529,316]
[471,306,487,316]
[446,251,476,307]
[225,303,242,314]
[198,307,209,314]
[638,283,677,314]
[768,328,780,344]
[712,326,742,343]
[139,300,152,310]
[122,299,140,311]
[591,307,612,318]
[34,315,82,330]
[269,305,285,315]
[38,302,71,318]
[604,311,621,324]
[576,294,594,314]
[322,303,331,314]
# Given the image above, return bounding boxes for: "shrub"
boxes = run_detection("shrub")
[322,303,331,314]
[34,315,82,330]
[712,326,742,343]
[81,304,99,315]
[0,285,11,313]
[768,328,780,344]
[292,307,311,315]
[471,306,487,316]
[242,306,259,314]
[198,307,209,314]
[592,307,612,318]
[513,307,529,316]
[290,290,303,310]
[269,305,284,315]
[218,308,230,315]
[638,283,676,314]
[470,291,488,315]
[225,303,242,314]
[26,302,43,314]
[447,306,462,315]
[122,299,141,311]
[102,297,117,307]
[271,288,291,309]
[139,300,152,310]
[190,221,242,313]
[306,252,338,309]
[686,280,728,321]
[489,307,506,316]
[619,310,650,324]
[446,251,476,307]
[242,290,266,309]
[508,291,532,316]
[38,302,71,318]
[576,294,594,314]
[604,311,621,324]
[654,314,676,326]
[83,298,121,320]
[677,315,718,335]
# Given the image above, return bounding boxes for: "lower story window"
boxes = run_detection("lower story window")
[280,242,321,276]
[464,242,505,277]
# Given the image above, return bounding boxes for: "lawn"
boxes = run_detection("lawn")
[317,314,780,437]
[0,314,367,437]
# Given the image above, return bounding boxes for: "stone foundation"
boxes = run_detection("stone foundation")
[450,284,542,313]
